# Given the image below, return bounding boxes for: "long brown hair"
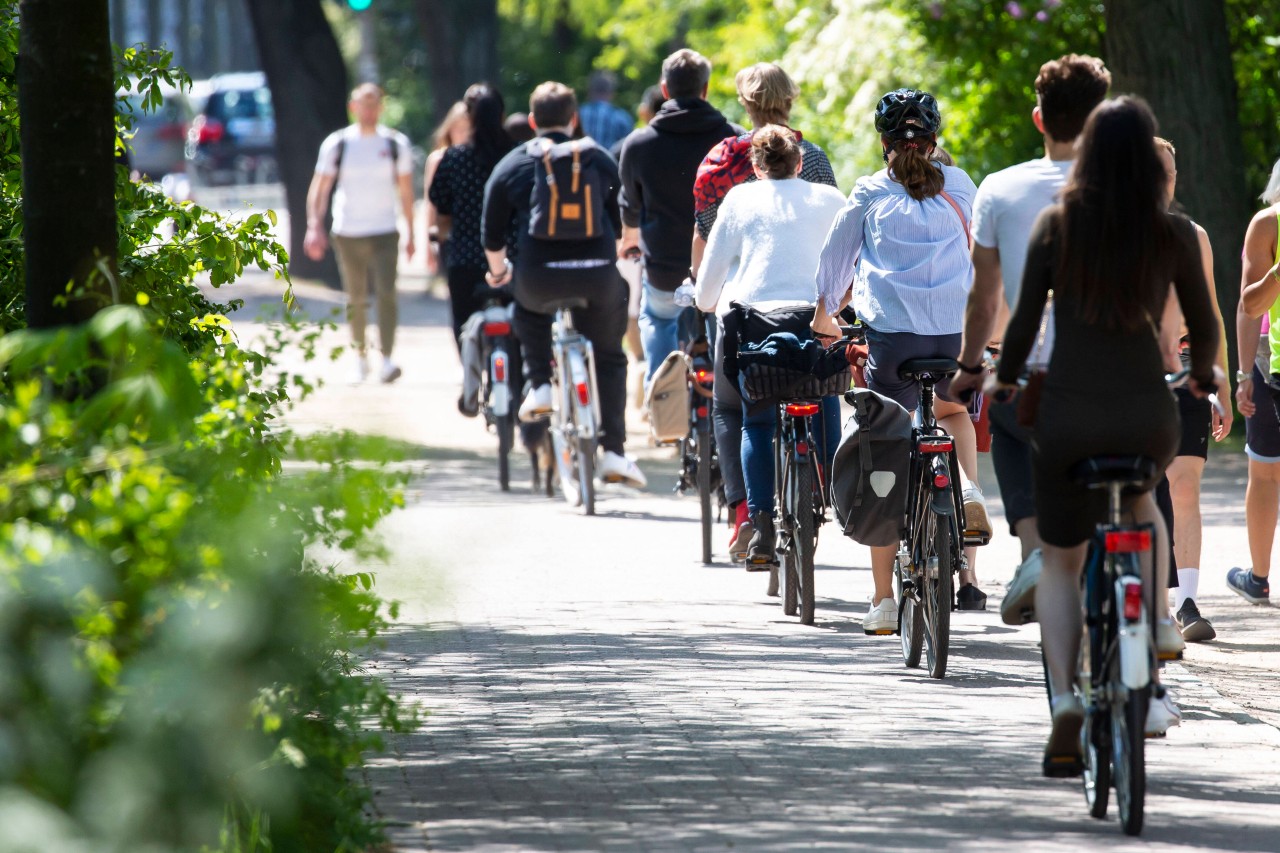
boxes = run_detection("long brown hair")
[1057,96,1177,332]
[885,135,944,201]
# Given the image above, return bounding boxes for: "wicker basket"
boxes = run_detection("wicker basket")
[740,363,851,406]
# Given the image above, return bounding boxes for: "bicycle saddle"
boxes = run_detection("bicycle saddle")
[542,298,590,312]
[1070,455,1159,488]
[898,357,960,382]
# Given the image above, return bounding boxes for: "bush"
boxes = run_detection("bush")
[0,8,414,852]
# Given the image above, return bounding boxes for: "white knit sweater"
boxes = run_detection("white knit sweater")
[695,177,847,317]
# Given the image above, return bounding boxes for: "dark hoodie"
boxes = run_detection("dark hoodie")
[618,98,740,291]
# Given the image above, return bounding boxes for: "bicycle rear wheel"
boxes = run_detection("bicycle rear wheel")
[697,424,713,564]
[1083,705,1112,819]
[1113,685,1148,836]
[899,566,923,668]
[577,437,596,516]
[794,462,816,625]
[496,412,514,492]
[923,514,953,679]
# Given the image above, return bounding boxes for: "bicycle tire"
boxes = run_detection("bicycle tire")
[795,462,816,625]
[899,567,923,668]
[496,413,514,492]
[766,563,779,597]
[1114,685,1148,836]
[543,431,556,498]
[578,437,596,516]
[782,541,798,616]
[1083,705,1112,819]
[697,424,713,564]
[923,513,953,679]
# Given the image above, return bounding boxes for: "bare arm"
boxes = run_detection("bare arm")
[423,150,444,271]
[303,171,335,261]
[398,172,417,260]
[1237,208,1276,415]
[690,231,707,278]
[1242,209,1280,317]
[1194,226,1232,437]
[959,245,1003,366]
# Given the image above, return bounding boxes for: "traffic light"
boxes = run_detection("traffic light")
[348,0,372,10]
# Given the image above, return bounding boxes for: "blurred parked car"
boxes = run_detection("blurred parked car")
[120,82,193,180]
[185,72,278,186]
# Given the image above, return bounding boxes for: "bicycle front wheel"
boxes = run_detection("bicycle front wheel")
[697,425,713,564]
[1113,685,1148,836]
[794,461,816,625]
[923,514,953,679]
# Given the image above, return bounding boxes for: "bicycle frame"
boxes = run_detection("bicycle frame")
[549,306,601,514]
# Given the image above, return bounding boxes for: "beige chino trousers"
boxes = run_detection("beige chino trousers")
[331,231,400,356]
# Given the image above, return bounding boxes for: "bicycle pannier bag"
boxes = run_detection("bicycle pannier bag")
[645,350,691,444]
[527,138,608,241]
[832,387,913,547]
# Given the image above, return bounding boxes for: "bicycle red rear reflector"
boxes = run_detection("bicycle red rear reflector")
[1105,530,1151,553]
[796,441,810,456]
[1123,579,1143,621]
[933,473,950,489]
[784,403,820,416]
[920,439,953,453]
[483,321,511,336]
[696,405,708,418]
[575,382,590,406]
[695,369,712,384]
[493,356,506,382]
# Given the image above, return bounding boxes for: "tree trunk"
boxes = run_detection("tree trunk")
[1105,0,1250,369]
[245,0,347,286]
[414,0,498,128]
[19,0,118,328]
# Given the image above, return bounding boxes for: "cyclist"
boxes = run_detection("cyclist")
[1151,137,1233,642]
[617,49,738,386]
[949,55,1110,616]
[990,98,1220,764]
[690,62,838,560]
[481,81,646,488]
[1232,155,1280,605]
[693,126,846,565]
[811,88,990,633]
[428,84,515,353]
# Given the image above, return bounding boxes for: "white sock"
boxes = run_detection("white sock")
[1175,568,1200,610]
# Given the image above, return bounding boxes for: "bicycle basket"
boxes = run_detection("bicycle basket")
[740,362,851,405]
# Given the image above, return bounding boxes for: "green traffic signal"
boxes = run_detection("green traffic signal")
[348,0,372,10]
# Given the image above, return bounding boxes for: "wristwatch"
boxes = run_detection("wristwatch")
[958,360,985,375]
[1237,369,1252,384]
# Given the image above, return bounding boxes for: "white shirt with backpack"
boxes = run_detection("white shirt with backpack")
[316,124,412,237]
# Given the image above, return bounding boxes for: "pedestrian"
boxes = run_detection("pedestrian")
[811,88,989,629]
[481,81,646,488]
[504,112,535,144]
[989,97,1221,759]
[949,54,1111,619]
[428,84,515,349]
[578,70,635,151]
[424,102,471,278]
[1231,155,1280,605]
[304,83,416,384]
[1151,137,1233,642]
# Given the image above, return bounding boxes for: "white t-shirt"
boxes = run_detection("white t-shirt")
[972,157,1072,362]
[316,125,413,237]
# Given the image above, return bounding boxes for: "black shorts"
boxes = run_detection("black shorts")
[1250,362,1280,461]
[1174,386,1211,460]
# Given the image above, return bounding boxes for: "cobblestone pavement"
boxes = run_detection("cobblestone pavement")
[229,275,1280,851]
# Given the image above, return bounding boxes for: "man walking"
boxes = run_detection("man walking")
[304,83,415,384]
[616,49,738,384]
[578,70,635,152]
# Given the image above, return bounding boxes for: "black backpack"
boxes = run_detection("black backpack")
[526,137,608,241]
[333,132,402,185]
[831,387,913,547]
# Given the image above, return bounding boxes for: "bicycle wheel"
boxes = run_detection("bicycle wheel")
[794,461,816,625]
[1113,685,1148,836]
[922,513,953,679]
[496,412,514,492]
[577,437,596,516]
[782,534,798,616]
[899,564,923,668]
[697,424,713,564]
[1083,705,1112,819]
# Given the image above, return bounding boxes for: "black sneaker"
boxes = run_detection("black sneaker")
[1175,598,1216,642]
[957,583,987,611]
[745,511,777,571]
[1227,567,1271,605]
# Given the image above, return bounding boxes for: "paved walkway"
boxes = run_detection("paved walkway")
[226,273,1280,851]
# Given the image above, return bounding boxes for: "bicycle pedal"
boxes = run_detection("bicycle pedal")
[864,628,896,636]
[963,531,991,547]
[1157,650,1184,662]
[1042,754,1083,778]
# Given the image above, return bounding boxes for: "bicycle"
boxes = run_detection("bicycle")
[880,357,976,680]
[771,395,834,626]
[473,299,518,491]
[673,313,724,565]
[545,298,601,515]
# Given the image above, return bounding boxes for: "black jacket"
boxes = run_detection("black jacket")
[618,99,739,291]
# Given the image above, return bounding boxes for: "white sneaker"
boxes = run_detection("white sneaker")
[599,451,647,488]
[962,483,992,538]
[1000,549,1042,626]
[1145,689,1182,737]
[863,596,898,635]
[352,353,369,384]
[380,358,402,384]
[519,384,553,422]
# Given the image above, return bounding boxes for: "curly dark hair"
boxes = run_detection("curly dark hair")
[1035,54,1111,143]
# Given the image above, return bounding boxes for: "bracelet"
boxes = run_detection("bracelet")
[1237,369,1252,384]
[488,258,511,278]
[958,360,985,375]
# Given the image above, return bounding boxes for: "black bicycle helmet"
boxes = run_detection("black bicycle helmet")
[874,88,941,138]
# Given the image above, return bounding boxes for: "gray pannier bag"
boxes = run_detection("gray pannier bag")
[645,350,691,444]
[832,387,913,547]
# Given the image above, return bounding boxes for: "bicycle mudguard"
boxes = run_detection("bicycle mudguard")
[929,484,955,517]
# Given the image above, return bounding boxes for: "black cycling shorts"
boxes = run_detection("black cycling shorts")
[1174,386,1211,460]
[1249,362,1280,461]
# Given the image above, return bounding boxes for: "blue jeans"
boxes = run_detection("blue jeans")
[639,278,685,383]
[742,396,841,515]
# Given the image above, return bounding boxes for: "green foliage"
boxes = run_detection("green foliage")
[0,7,416,851]
[1228,0,1280,196]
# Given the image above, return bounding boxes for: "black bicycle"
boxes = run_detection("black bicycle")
[773,396,832,625]
[674,327,724,565]
[883,357,967,680]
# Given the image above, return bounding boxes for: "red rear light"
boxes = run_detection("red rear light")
[796,441,810,456]
[1106,530,1151,553]
[784,402,820,417]
[696,405,708,418]
[694,369,712,385]
[1123,579,1143,621]
[575,381,590,406]
[483,321,511,336]
[191,116,224,145]
[933,472,950,489]
[920,439,954,453]
[493,355,506,382]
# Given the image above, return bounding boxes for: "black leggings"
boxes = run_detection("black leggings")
[446,264,489,350]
